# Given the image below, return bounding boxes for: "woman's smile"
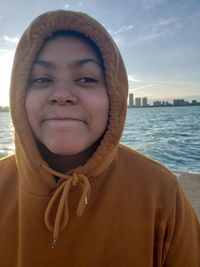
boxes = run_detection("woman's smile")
[43,117,85,128]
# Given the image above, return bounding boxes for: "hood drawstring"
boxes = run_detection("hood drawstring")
[41,164,91,248]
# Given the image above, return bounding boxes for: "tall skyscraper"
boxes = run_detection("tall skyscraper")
[135,97,141,107]
[142,97,148,107]
[129,93,134,107]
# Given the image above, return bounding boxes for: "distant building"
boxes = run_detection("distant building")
[173,99,185,106]
[129,93,134,107]
[191,100,200,105]
[142,97,148,107]
[0,106,9,112]
[135,97,141,107]
[192,100,198,105]
[153,101,162,107]
[165,101,172,106]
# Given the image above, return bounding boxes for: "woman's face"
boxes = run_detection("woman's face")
[25,35,109,156]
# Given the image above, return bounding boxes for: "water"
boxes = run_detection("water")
[0,112,15,157]
[0,106,200,173]
[121,106,200,173]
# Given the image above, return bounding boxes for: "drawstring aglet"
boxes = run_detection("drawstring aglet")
[85,196,88,205]
[51,238,57,249]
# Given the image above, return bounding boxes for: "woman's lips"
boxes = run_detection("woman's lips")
[47,118,81,121]
[43,117,86,127]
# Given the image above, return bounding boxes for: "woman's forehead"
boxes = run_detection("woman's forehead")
[40,30,104,66]
[35,35,104,71]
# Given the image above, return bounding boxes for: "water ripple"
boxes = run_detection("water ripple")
[122,106,200,173]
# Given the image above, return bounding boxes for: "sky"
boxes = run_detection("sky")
[0,0,200,106]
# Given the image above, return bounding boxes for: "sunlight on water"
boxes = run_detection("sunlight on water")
[0,112,15,157]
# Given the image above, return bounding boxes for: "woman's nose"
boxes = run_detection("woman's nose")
[48,84,78,105]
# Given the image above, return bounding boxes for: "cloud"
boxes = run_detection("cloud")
[0,49,8,54]
[1,35,19,44]
[132,17,181,44]
[0,49,15,106]
[108,25,134,45]
[64,4,71,9]
[150,80,200,87]
[128,75,141,83]
[127,73,200,100]
[128,74,155,84]
[0,35,19,50]
[157,19,175,27]
[108,25,134,35]
[129,74,200,88]
[135,32,164,42]
[128,74,156,93]
[142,0,164,10]
[129,84,155,92]
[111,36,125,45]
[153,17,181,32]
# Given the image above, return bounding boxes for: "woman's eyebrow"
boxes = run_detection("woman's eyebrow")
[74,58,103,69]
[32,58,103,69]
[32,59,55,69]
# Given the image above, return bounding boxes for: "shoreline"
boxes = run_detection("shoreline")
[128,104,200,109]
[176,172,200,218]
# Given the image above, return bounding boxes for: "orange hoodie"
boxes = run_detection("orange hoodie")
[0,10,199,267]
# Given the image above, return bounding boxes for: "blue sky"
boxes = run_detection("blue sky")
[0,0,200,105]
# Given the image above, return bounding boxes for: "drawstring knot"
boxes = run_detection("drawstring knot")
[42,165,91,248]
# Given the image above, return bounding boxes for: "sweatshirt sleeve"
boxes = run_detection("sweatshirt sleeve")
[163,182,200,266]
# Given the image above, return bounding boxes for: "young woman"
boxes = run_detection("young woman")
[0,10,199,267]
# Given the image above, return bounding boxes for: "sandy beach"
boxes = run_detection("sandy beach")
[176,172,200,218]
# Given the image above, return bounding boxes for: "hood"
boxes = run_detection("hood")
[9,10,128,247]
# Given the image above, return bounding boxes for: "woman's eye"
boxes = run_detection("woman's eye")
[76,77,98,83]
[29,77,52,86]
[34,77,51,84]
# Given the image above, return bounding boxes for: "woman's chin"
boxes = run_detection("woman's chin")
[46,142,85,157]
[48,147,80,157]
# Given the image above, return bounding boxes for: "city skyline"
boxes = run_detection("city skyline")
[128,93,200,107]
[0,0,200,106]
